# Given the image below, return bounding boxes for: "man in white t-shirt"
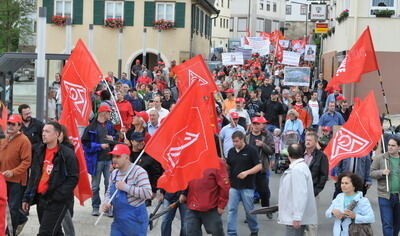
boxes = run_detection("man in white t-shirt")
[229,97,251,130]
[308,91,321,130]
[146,95,169,123]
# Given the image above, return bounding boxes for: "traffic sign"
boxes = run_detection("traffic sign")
[315,23,328,33]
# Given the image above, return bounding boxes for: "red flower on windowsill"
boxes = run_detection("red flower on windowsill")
[104,18,124,29]
[51,15,71,26]
[153,19,175,30]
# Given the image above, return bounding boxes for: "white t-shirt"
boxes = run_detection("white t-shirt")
[308,100,320,125]
[146,107,170,123]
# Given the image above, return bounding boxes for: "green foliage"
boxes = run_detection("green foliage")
[0,0,36,53]
[373,9,395,17]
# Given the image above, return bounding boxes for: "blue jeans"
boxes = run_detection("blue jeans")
[378,194,400,236]
[7,182,27,233]
[227,188,258,235]
[161,199,187,236]
[91,160,111,209]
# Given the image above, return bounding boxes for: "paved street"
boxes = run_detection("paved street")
[20,173,383,236]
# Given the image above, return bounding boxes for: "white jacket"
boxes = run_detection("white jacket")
[278,158,318,225]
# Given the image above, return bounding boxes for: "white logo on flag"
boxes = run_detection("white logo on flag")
[336,56,347,76]
[331,127,369,160]
[166,132,199,168]
[63,81,88,116]
[188,70,208,86]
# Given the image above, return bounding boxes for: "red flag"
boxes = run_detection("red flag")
[326,27,379,91]
[324,91,382,169]
[145,81,220,193]
[271,30,285,44]
[59,101,92,205]
[61,39,103,126]
[174,55,218,96]
[259,32,272,40]
[275,41,283,62]
[0,102,7,133]
[291,40,306,52]
[0,174,6,236]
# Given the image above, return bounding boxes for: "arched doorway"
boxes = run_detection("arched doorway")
[132,53,159,71]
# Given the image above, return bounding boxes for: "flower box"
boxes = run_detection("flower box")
[104,18,124,29]
[153,19,174,30]
[372,9,395,17]
[336,9,349,24]
[51,16,71,26]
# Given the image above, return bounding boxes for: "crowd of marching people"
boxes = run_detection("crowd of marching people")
[0,52,399,236]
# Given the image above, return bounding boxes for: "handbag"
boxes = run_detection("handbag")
[347,199,373,236]
[348,222,373,236]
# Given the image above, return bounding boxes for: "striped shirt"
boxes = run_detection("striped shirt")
[105,164,152,207]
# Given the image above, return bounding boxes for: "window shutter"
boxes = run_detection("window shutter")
[200,10,203,36]
[195,7,199,33]
[144,1,155,27]
[174,2,185,28]
[93,0,105,25]
[43,0,54,23]
[73,0,83,24]
[124,1,135,26]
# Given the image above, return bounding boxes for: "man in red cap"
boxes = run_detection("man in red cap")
[223,89,236,115]
[246,116,275,218]
[219,112,246,158]
[0,115,31,234]
[228,97,251,130]
[102,144,152,235]
[81,105,117,216]
[324,85,342,112]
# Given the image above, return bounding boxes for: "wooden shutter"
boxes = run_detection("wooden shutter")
[73,0,83,24]
[93,0,105,25]
[43,0,54,23]
[144,1,155,27]
[174,2,185,28]
[124,1,135,26]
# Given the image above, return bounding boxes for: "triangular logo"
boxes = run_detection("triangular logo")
[63,80,88,116]
[188,70,208,86]
[331,127,369,160]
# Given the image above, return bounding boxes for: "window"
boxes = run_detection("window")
[237,18,247,32]
[105,1,123,19]
[156,2,175,21]
[372,0,394,7]
[55,0,72,18]
[228,0,230,8]
[286,5,292,15]
[221,0,224,7]
[229,17,234,31]
[273,2,277,12]
[220,18,223,28]
[267,1,271,11]
[226,19,229,28]
[256,18,264,32]
[260,0,264,10]
[300,4,307,15]
[214,18,216,27]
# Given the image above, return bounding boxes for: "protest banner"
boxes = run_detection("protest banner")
[304,45,317,61]
[282,51,301,66]
[284,66,311,86]
[247,37,270,55]
[222,52,244,66]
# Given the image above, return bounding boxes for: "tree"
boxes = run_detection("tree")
[0,0,36,53]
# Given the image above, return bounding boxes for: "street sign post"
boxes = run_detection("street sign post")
[315,23,329,34]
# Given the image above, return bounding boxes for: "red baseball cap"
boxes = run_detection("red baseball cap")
[336,95,347,101]
[224,88,234,94]
[98,105,112,113]
[109,144,131,156]
[241,85,248,90]
[158,61,165,65]
[135,111,149,123]
[252,116,267,124]
[235,97,245,103]
[230,112,240,119]
[8,114,22,124]
[105,77,112,82]
[322,126,332,131]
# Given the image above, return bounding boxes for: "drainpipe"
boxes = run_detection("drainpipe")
[190,3,198,58]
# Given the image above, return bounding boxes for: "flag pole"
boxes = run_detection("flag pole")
[381,135,390,192]
[94,149,145,226]
[102,79,127,140]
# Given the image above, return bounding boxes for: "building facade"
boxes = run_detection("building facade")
[211,0,231,52]
[322,0,400,113]
[39,0,218,76]
[229,0,286,40]
[284,0,315,39]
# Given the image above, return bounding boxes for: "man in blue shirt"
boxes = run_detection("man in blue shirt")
[219,112,246,158]
[318,101,345,133]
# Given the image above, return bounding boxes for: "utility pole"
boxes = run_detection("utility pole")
[36,7,47,121]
